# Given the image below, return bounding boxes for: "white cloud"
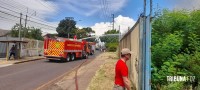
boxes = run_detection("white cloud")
[114,15,136,34]
[76,25,83,29]
[91,22,111,36]
[91,15,136,36]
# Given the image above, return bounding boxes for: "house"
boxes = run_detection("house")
[0,29,10,37]
[0,29,10,58]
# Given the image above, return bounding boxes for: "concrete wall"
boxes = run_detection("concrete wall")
[119,19,140,90]
[0,37,43,58]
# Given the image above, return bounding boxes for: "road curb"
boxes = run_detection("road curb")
[14,58,46,64]
[36,59,94,90]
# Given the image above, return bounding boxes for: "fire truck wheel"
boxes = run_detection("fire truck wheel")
[71,54,75,61]
[66,54,71,62]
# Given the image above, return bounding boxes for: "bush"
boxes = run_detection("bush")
[106,43,118,52]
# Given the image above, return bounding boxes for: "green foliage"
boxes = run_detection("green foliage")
[76,27,95,39]
[184,52,200,79]
[152,32,183,68]
[104,29,119,34]
[56,18,76,38]
[10,23,43,40]
[152,9,200,89]
[100,36,119,43]
[82,27,95,33]
[105,43,118,52]
[56,17,95,39]
[161,82,185,90]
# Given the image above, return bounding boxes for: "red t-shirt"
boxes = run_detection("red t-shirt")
[114,59,128,87]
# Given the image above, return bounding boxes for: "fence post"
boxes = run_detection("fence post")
[145,15,151,90]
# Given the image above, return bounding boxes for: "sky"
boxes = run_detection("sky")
[0,0,200,36]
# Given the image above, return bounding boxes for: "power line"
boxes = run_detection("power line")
[0,10,20,18]
[100,0,106,21]
[0,15,19,22]
[0,5,20,14]
[9,0,36,14]
[0,0,35,15]
[100,0,111,22]
[0,0,58,32]
[0,0,26,13]
[104,0,112,21]
[0,10,55,28]
[0,5,55,29]
[0,10,56,30]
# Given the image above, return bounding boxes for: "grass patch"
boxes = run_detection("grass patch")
[87,52,118,90]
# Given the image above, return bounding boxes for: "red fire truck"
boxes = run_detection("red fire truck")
[44,37,89,61]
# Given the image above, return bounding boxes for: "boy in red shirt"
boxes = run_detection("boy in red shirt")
[114,48,132,90]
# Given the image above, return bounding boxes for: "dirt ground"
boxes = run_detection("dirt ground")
[87,52,118,90]
[46,52,118,90]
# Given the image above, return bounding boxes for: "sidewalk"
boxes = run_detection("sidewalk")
[43,52,115,90]
[0,56,45,66]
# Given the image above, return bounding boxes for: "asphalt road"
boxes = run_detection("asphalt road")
[0,51,100,90]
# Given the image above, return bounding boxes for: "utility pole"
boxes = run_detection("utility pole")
[150,0,152,17]
[25,15,27,28]
[25,8,28,28]
[19,13,22,40]
[18,13,22,59]
[112,14,114,30]
[118,25,120,31]
[118,25,120,42]
[143,0,152,90]
[144,0,146,16]
[24,15,28,37]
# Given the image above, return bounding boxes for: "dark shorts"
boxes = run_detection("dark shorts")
[113,84,125,90]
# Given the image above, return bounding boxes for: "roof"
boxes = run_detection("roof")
[0,40,28,43]
[0,29,10,37]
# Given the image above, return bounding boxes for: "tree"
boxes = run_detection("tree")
[10,23,22,37]
[152,9,200,89]
[75,29,87,39]
[29,28,43,40]
[10,23,43,40]
[104,29,119,34]
[83,27,95,33]
[75,27,95,39]
[56,17,76,38]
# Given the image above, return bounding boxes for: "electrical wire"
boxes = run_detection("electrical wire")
[0,10,56,30]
